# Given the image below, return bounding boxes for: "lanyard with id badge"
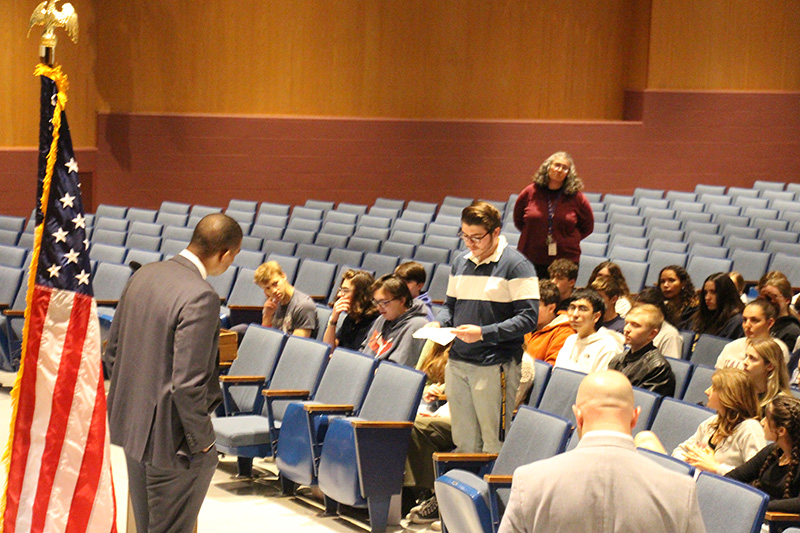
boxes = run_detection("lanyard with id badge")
[546,190,562,256]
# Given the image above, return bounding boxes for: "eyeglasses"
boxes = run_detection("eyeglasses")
[338,287,353,295]
[551,162,570,172]
[457,230,489,244]
[372,297,398,308]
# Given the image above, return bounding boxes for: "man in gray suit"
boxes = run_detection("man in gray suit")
[499,370,706,533]
[105,213,242,532]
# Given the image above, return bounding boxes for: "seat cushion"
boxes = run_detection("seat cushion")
[212,415,272,448]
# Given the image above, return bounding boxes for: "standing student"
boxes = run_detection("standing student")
[105,214,242,533]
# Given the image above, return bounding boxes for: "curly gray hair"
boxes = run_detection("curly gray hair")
[532,151,584,195]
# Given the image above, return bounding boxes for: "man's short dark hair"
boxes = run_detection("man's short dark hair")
[539,280,561,307]
[461,201,501,232]
[548,258,578,281]
[189,213,243,259]
[570,288,606,329]
[370,274,413,308]
[394,261,427,285]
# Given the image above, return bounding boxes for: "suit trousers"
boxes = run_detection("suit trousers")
[445,358,521,454]
[126,447,218,533]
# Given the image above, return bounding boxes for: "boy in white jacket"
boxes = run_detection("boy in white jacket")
[555,289,624,373]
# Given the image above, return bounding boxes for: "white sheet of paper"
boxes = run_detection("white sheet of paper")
[412,327,457,346]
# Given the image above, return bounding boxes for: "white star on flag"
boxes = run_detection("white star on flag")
[47,264,61,278]
[65,158,79,174]
[52,227,68,243]
[51,93,57,106]
[59,193,75,209]
[75,270,90,285]
[64,249,80,264]
[83,238,89,249]
[72,213,85,229]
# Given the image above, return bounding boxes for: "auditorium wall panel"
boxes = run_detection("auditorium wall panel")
[89,90,800,215]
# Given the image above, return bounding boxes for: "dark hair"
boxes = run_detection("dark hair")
[587,261,630,297]
[189,213,243,259]
[548,258,579,281]
[756,396,800,498]
[394,261,427,285]
[532,152,584,195]
[657,265,698,320]
[539,279,561,307]
[341,269,378,321]
[461,201,501,233]
[634,286,677,325]
[746,298,778,321]
[371,274,413,308]
[693,272,745,336]
[569,288,605,331]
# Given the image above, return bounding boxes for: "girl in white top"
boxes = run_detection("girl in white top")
[635,368,765,475]
[743,337,793,418]
[716,299,790,370]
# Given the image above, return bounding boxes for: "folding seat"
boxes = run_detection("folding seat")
[641,207,675,220]
[690,334,730,367]
[0,216,25,233]
[633,188,664,200]
[583,232,609,244]
[608,213,644,227]
[715,214,750,227]
[424,234,460,250]
[427,263,451,304]
[671,200,705,213]
[373,198,405,211]
[319,221,355,237]
[293,259,337,301]
[239,235,263,252]
[324,211,358,226]
[694,184,726,196]
[0,229,19,247]
[92,228,126,246]
[583,192,603,202]
[436,206,464,220]
[647,227,684,243]
[752,218,789,234]
[435,407,573,533]
[638,448,695,476]
[768,253,800,284]
[295,243,330,262]
[258,202,291,217]
[286,217,321,232]
[770,198,800,213]
[327,248,363,268]
[646,397,714,452]
[753,180,785,193]
[686,256,733,287]
[607,204,640,216]
[0,245,28,268]
[124,249,163,268]
[250,225,284,241]
[14,233,31,250]
[254,212,288,228]
[427,222,459,237]
[0,266,24,309]
[665,191,698,204]
[276,348,379,490]
[398,210,433,225]
[389,230,425,246]
[361,253,400,277]
[232,249,265,270]
[282,228,316,245]
[729,249,770,284]
[695,472,768,533]
[261,239,296,257]
[581,242,607,257]
[206,264,237,304]
[760,190,794,203]
[189,205,222,219]
[706,203,741,218]
[336,203,368,216]
[689,243,728,259]
[767,241,800,258]
[699,194,732,208]
[381,241,415,258]
[576,255,607,288]
[608,244,648,264]
[743,206,778,220]
[687,233,724,248]
[442,196,474,209]
[317,362,426,533]
[227,199,258,213]
[160,238,188,256]
[265,253,300,283]
[637,198,670,211]
[681,364,715,406]
[158,201,190,215]
[128,220,163,236]
[125,233,161,252]
[683,220,718,235]
[94,217,129,232]
[314,232,348,249]
[368,206,401,220]
[732,196,768,209]
[614,259,649,293]
[224,267,264,327]
[124,207,157,223]
[537,367,586,424]
[88,243,127,264]
[592,210,608,223]
[413,244,450,264]
[347,236,381,254]
[291,206,324,221]
[608,234,647,249]
[721,224,758,240]
[645,250,688,286]
[723,236,762,254]
[92,262,133,308]
[666,357,694,399]
[727,186,760,200]
[761,228,798,245]
[213,335,330,477]
[405,200,438,215]
[155,212,188,227]
[95,204,128,218]
[357,214,392,229]
[304,199,334,212]
[224,209,255,229]
[603,194,634,206]
[590,201,605,213]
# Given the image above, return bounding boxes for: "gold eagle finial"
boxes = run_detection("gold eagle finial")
[29,0,78,64]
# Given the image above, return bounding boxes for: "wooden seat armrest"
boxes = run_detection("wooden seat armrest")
[219,375,265,383]
[351,421,413,429]
[219,297,226,304]
[3,310,25,317]
[765,512,800,522]
[304,404,354,414]
[484,474,513,485]
[0,304,9,311]
[433,452,498,463]
[227,305,263,311]
[219,361,232,369]
[262,389,310,398]
[95,300,119,307]
[309,295,326,302]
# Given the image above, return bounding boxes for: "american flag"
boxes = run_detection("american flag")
[0,66,116,532]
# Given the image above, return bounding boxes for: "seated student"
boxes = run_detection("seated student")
[636,368,765,475]
[590,276,626,335]
[658,265,699,330]
[759,271,800,352]
[323,269,379,350]
[726,395,800,513]
[586,261,632,317]
[361,274,429,367]
[743,338,792,418]
[716,299,789,370]
[554,289,623,373]
[524,280,574,365]
[395,261,436,321]
[607,304,675,396]
[633,287,684,360]
[548,258,578,312]
[693,272,745,340]
[231,260,318,341]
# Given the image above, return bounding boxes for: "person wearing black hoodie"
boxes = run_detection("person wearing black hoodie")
[361,274,430,368]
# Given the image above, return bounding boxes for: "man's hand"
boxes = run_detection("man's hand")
[261,298,278,326]
[454,324,483,343]
[424,321,441,328]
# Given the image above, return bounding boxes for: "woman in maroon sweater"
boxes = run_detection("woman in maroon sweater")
[513,151,594,278]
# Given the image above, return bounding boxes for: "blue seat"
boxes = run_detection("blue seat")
[265,253,300,283]
[682,364,714,406]
[205,263,237,303]
[258,202,291,217]
[305,199,335,212]
[124,249,163,268]
[638,448,695,476]
[261,239,296,257]
[614,259,648,293]
[361,253,400,277]
[155,212,188,227]
[538,367,586,425]
[276,348,379,490]
[695,471,768,533]
[232,249,265,270]
[293,259,336,302]
[646,250,688,286]
[0,245,28,268]
[528,359,553,408]
[435,407,573,533]
[644,397,714,453]
[691,334,730,368]
[667,357,694,399]
[686,257,733,290]
[317,362,426,532]
[158,201,190,215]
[336,203,369,216]
[228,199,258,213]
[730,249,771,283]
[95,204,128,218]
[314,233,349,249]
[253,213,288,229]
[213,335,330,477]
[295,243,330,262]
[291,206,324,221]
[125,208,157,223]
[347,236,381,254]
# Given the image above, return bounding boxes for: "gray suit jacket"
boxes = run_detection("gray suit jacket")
[499,431,706,533]
[105,255,222,470]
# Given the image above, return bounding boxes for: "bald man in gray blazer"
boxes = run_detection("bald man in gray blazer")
[105,214,242,533]
[499,371,706,533]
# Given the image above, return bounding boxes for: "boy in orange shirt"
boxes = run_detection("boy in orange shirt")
[524,280,574,365]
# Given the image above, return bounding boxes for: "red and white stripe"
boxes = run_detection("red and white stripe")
[4,286,116,533]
